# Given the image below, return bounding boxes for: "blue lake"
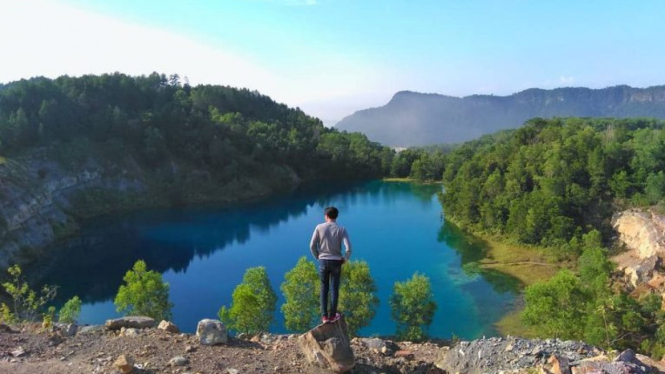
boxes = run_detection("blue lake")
[30,181,521,339]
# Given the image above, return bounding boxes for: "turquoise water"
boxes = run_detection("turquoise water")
[31,181,520,338]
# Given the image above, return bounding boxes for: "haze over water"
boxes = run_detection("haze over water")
[33,181,520,338]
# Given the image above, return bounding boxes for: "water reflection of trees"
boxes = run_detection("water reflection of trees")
[437,219,521,295]
[27,180,436,306]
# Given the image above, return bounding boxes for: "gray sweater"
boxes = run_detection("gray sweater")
[309,221,352,260]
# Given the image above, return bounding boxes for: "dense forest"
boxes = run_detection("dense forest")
[0,73,392,184]
[440,117,665,248]
[408,117,665,355]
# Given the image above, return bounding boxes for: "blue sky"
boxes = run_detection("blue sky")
[2,0,665,124]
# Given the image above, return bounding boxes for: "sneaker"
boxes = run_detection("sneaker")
[330,313,341,323]
[321,315,329,324]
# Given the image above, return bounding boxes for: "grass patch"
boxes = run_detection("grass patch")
[382,177,414,182]
[0,156,6,165]
[475,239,565,338]
[478,240,562,286]
[494,309,538,338]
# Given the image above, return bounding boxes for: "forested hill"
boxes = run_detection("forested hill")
[0,73,392,181]
[0,73,393,266]
[336,85,665,146]
[440,117,665,248]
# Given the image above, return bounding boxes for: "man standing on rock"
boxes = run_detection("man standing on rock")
[310,206,352,324]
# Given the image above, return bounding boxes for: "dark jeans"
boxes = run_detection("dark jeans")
[319,259,343,317]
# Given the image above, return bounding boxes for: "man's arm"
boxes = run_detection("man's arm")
[309,228,319,259]
[342,229,352,261]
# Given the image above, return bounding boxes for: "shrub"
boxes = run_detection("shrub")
[59,296,82,324]
[281,257,319,332]
[114,260,173,320]
[1,265,57,323]
[219,266,277,335]
[390,272,436,341]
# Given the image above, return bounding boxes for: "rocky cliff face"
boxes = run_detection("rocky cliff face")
[0,148,299,270]
[0,153,144,269]
[612,209,665,290]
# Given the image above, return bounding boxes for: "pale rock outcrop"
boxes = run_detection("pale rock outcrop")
[613,210,665,259]
[158,320,179,333]
[105,316,155,330]
[613,252,660,288]
[196,319,227,345]
[612,209,665,289]
[298,316,355,373]
[113,354,135,374]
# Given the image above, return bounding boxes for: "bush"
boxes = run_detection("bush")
[338,260,379,336]
[281,257,319,332]
[114,260,173,320]
[219,266,277,335]
[1,264,57,323]
[389,273,436,341]
[59,296,82,324]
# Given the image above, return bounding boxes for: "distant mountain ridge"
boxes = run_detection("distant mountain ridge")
[335,85,665,146]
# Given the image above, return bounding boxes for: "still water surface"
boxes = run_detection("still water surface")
[31,181,521,338]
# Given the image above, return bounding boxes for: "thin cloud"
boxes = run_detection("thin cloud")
[559,75,575,86]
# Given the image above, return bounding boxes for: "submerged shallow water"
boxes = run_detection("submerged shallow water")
[31,181,521,338]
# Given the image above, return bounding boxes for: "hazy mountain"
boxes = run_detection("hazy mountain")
[335,85,665,146]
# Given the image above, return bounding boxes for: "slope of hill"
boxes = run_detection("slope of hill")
[336,85,665,146]
[0,73,393,267]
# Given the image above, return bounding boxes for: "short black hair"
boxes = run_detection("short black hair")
[324,206,339,219]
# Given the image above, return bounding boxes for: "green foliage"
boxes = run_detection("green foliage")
[0,74,392,182]
[338,260,379,336]
[1,265,57,323]
[280,257,319,332]
[389,273,436,341]
[522,236,665,354]
[522,269,588,339]
[114,260,173,320]
[440,118,665,246]
[58,296,82,324]
[219,266,277,335]
[43,306,56,329]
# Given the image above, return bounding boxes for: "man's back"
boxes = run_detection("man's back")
[310,221,352,260]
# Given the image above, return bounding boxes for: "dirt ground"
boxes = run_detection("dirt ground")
[0,324,445,374]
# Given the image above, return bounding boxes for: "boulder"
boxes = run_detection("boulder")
[614,252,660,288]
[613,210,665,259]
[158,320,179,333]
[78,325,104,335]
[105,316,155,330]
[297,315,355,373]
[54,323,77,337]
[196,319,227,345]
[113,354,134,374]
[120,327,140,337]
[547,354,571,374]
[0,323,14,333]
[169,355,189,367]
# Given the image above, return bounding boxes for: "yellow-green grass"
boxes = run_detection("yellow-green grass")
[494,309,539,339]
[0,156,5,165]
[382,177,415,182]
[478,239,562,286]
[475,238,565,337]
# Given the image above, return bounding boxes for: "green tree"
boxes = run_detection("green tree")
[219,266,277,335]
[1,265,57,323]
[114,260,173,320]
[389,273,436,341]
[281,257,319,332]
[58,296,82,324]
[521,269,588,339]
[338,260,379,336]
